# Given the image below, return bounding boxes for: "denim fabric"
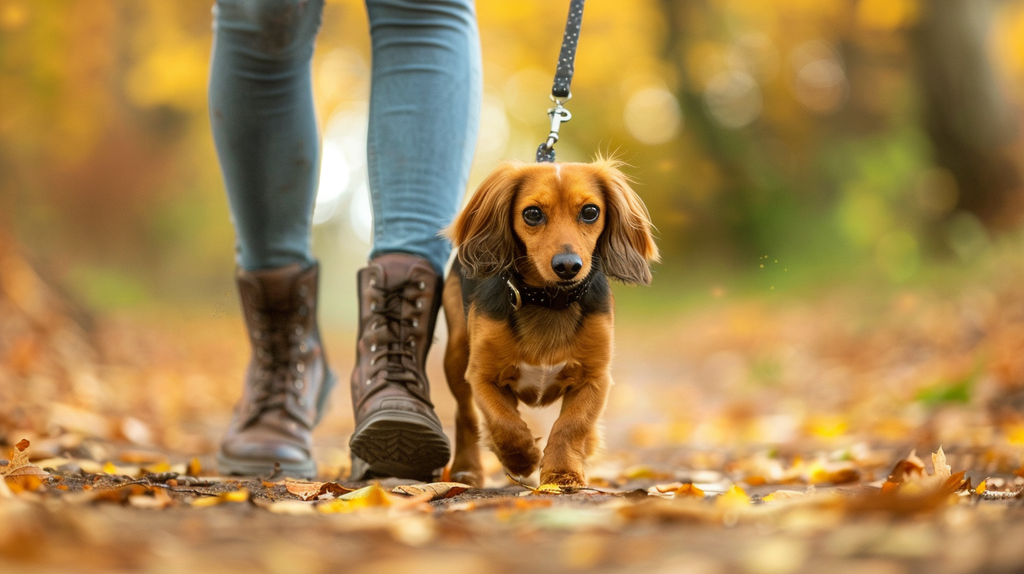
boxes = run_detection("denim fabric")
[210,0,481,273]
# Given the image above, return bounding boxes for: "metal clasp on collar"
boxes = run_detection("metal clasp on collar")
[506,278,522,311]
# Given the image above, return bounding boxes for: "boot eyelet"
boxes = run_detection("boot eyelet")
[365,379,372,386]
[299,285,309,297]
[370,357,377,366]
[294,380,304,390]
[408,340,416,348]
[369,279,376,287]
[416,300,423,309]
[299,305,308,316]
[296,363,305,373]
[418,281,426,290]
[295,326,304,335]
[299,343,308,353]
[370,302,377,311]
[370,344,377,352]
[369,322,377,330]
[412,320,419,328]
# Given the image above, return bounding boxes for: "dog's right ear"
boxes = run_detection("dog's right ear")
[445,161,522,278]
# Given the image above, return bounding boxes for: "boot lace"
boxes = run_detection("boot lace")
[248,306,308,420]
[365,279,426,388]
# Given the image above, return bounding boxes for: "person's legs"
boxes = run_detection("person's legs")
[210,0,334,477]
[349,0,481,480]
[209,0,323,271]
[365,0,482,274]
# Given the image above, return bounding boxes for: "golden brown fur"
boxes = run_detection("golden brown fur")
[443,159,658,487]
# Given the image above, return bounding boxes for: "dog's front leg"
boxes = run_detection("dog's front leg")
[469,365,541,478]
[540,374,610,487]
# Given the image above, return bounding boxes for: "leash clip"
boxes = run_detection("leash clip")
[536,99,572,163]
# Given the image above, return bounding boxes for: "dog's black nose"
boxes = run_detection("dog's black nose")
[551,253,583,280]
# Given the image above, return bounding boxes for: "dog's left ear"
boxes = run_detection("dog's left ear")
[594,162,660,285]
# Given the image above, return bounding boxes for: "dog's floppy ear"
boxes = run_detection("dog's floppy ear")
[594,161,660,285]
[446,161,522,278]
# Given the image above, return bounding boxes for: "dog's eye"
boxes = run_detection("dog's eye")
[522,206,545,226]
[580,204,600,223]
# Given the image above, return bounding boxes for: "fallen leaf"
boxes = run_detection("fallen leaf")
[186,457,202,477]
[317,484,392,514]
[285,479,353,501]
[127,488,173,509]
[762,490,806,502]
[391,482,471,500]
[535,484,564,494]
[191,488,250,507]
[650,482,705,498]
[2,439,50,490]
[716,485,751,507]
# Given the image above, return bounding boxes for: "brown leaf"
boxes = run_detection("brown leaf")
[285,479,353,501]
[391,482,471,500]
[2,439,50,488]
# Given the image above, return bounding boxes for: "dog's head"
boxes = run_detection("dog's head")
[447,159,659,286]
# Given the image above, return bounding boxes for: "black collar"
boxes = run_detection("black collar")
[501,269,594,311]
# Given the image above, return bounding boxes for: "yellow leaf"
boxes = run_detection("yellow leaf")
[103,461,118,475]
[716,485,750,507]
[536,484,564,494]
[187,457,202,477]
[142,461,171,474]
[318,484,392,514]
[223,488,250,502]
[190,488,250,507]
[674,483,705,499]
[976,480,987,495]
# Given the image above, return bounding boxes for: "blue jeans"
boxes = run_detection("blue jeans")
[209,0,481,274]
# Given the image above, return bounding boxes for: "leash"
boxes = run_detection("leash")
[536,0,585,163]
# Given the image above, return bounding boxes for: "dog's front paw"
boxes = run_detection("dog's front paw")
[540,468,586,488]
[495,438,541,478]
[450,467,483,488]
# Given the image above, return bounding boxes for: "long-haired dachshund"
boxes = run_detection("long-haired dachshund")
[442,158,659,487]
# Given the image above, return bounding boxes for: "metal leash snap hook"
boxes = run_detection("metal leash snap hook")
[537,101,572,162]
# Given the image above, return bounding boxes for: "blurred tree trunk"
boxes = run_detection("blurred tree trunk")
[912,0,1023,229]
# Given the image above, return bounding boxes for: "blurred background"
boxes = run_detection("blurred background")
[4,0,1024,470]
[5,0,1024,313]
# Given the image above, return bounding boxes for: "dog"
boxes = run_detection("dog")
[441,158,659,487]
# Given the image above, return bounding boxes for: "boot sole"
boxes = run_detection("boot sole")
[215,453,316,479]
[349,410,451,481]
[217,370,337,479]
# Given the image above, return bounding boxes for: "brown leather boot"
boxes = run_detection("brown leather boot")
[349,253,450,480]
[218,263,335,478]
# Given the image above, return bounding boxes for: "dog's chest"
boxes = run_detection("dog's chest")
[512,362,566,400]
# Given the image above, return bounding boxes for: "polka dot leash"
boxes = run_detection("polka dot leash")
[536,0,585,163]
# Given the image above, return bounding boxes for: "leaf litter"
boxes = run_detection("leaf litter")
[5,257,1024,572]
